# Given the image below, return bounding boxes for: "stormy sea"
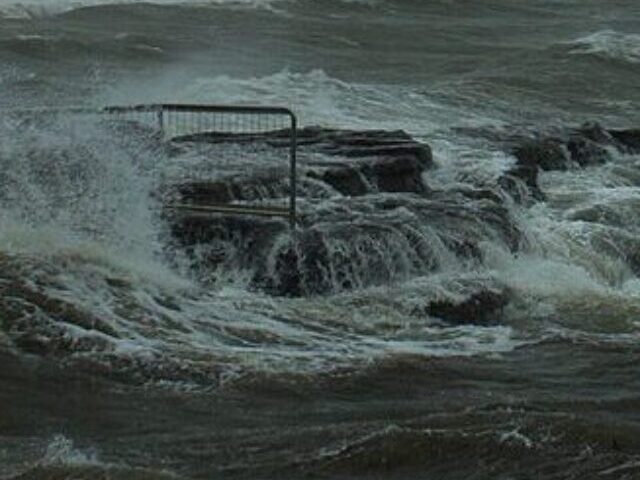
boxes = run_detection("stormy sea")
[1,0,640,478]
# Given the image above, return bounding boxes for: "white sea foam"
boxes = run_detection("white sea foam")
[0,0,281,18]
[567,30,640,64]
[0,112,162,259]
[39,435,99,466]
[479,156,640,335]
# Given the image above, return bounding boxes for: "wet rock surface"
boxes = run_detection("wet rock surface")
[298,127,432,196]
[166,124,638,300]
[171,127,432,201]
[166,127,524,297]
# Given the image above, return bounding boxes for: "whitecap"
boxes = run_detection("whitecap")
[566,29,640,64]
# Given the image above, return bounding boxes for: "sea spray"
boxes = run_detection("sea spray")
[0,112,163,260]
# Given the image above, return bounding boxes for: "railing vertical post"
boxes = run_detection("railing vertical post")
[289,112,297,232]
[157,106,164,135]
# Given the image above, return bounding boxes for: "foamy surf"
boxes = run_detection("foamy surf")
[1,102,639,389]
[566,30,640,65]
[0,0,281,19]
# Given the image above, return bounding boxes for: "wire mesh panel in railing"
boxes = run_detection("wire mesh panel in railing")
[103,104,298,228]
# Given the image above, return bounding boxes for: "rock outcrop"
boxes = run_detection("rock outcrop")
[166,127,524,297]
[171,127,433,202]
[495,124,640,202]
[164,122,638,297]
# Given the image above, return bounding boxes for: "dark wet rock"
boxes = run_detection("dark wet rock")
[257,215,443,296]
[425,288,509,326]
[609,129,640,153]
[261,228,334,296]
[307,130,432,167]
[307,154,428,196]
[176,126,433,167]
[172,206,442,296]
[422,190,522,253]
[297,127,433,196]
[0,289,116,357]
[513,139,569,171]
[564,123,614,167]
[504,130,609,201]
[566,135,610,167]
[371,154,429,193]
[498,137,566,203]
[0,255,211,386]
[306,164,369,197]
[169,213,289,283]
[174,174,289,205]
[170,127,433,201]
[578,122,614,144]
[498,163,545,202]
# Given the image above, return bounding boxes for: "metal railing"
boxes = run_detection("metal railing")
[102,104,298,229]
[5,104,298,228]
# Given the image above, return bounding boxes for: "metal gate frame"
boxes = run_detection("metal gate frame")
[104,104,298,229]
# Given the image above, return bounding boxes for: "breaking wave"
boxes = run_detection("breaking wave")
[567,30,640,65]
[0,110,528,390]
[101,68,503,137]
[0,0,281,18]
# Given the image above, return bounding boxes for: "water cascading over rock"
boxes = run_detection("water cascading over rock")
[162,126,525,329]
[161,122,640,327]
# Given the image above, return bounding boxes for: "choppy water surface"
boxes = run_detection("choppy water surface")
[1,1,639,478]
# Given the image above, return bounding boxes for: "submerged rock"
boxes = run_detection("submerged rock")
[306,153,428,196]
[165,127,445,295]
[425,288,509,326]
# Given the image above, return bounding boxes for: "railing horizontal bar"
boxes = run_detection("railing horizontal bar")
[0,106,103,114]
[155,104,295,118]
[1,104,295,119]
[166,203,292,218]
